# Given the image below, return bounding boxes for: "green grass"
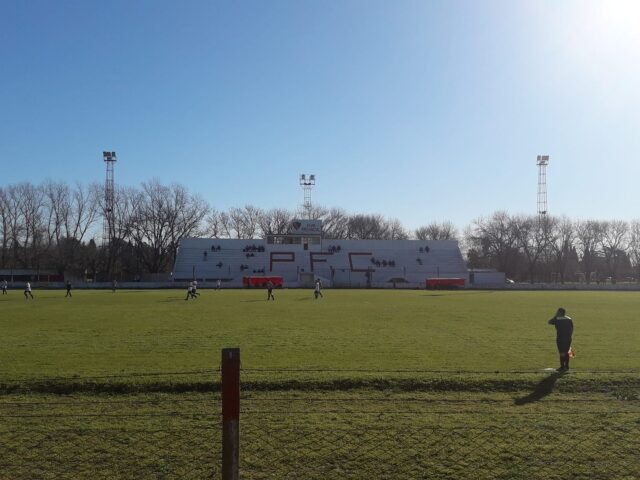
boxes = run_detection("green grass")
[2,289,640,381]
[1,289,640,478]
[1,391,639,479]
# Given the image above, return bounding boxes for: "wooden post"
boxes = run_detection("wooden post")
[222,348,240,480]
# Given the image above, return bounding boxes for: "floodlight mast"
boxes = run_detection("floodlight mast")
[102,151,117,247]
[299,174,316,219]
[536,155,549,218]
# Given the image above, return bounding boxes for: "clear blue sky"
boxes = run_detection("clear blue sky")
[1,0,639,231]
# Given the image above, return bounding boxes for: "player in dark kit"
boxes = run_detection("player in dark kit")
[266,281,275,301]
[65,281,72,298]
[548,307,574,371]
[1,279,7,295]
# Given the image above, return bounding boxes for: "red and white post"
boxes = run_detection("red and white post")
[222,348,240,480]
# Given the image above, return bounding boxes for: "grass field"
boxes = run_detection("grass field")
[2,288,640,380]
[1,289,639,478]
[2,390,639,479]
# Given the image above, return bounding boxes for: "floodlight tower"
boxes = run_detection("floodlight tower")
[102,151,117,246]
[536,155,549,218]
[299,174,316,219]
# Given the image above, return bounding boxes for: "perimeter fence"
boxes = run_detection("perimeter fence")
[0,373,221,480]
[1,353,640,479]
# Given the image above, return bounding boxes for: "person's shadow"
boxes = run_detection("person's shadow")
[514,372,564,405]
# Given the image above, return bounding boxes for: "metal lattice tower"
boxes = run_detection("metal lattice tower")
[536,155,549,217]
[299,174,316,219]
[102,151,117,246]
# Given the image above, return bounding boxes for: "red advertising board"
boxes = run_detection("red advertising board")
[242,276,284,288]
[425,278,465,289]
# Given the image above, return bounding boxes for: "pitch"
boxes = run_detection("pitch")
[1,288,639,381]
[2,289,640,479]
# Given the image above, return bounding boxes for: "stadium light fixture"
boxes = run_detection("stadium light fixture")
[536,155,549,217]
[536,155,549,166]
[299,173,315,186]
[299,173,316,218]
[103,151,117,162]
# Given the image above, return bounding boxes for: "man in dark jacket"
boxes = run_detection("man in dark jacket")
[548,308,573,371]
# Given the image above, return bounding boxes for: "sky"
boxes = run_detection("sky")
[1,0,639,231]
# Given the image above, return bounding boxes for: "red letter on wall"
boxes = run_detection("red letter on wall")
[270,252,295,272]
[310,252,333,272]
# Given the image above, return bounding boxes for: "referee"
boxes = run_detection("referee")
[548,308,573,372]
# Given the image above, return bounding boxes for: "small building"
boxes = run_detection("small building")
[0,269,64,284]
[468,269,506,287]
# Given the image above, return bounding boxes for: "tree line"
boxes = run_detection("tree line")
[0,180,207,280]
[466,212,640,284]
[1,180,639,283]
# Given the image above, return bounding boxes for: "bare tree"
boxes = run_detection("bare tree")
[228,207,246,239]
[468,211,519,276]
[128,182,173,273]
[204,209,224,238]
[225,206,261,239]
[599,220,629,283]
[240,205,263,239]
[16,183,47,269]
[8,174,640,287]
[258,208,294,237]
[629,220,640,283]
[512,214,554,283]
[128,181,208,273]
[112,186,137,245]
[347,214,390,240]
[98,185,137,277]
[575,220,603,284]
[415,221,458,241]
[68,183,101,243]
[387,218,409,240]
[0,188,8,269]
[42,181,69,247]
[4,185,26,269]
[548,216,575,284]
[168,185,208,261]
[321,208,349,239]
[296,204,329,221]
[41,181,70,273]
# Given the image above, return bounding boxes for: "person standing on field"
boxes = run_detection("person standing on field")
[65,281,72,298]
[24,282,34,299]
[266,280,275,301]
[548,307,573,371]
[1,279,7,295]
[314,279,323,299]
[185,281,196,300]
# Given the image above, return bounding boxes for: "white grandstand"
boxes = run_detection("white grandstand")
[172,220,469,288]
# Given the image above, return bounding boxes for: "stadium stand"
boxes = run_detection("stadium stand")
[172,223,468,288]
